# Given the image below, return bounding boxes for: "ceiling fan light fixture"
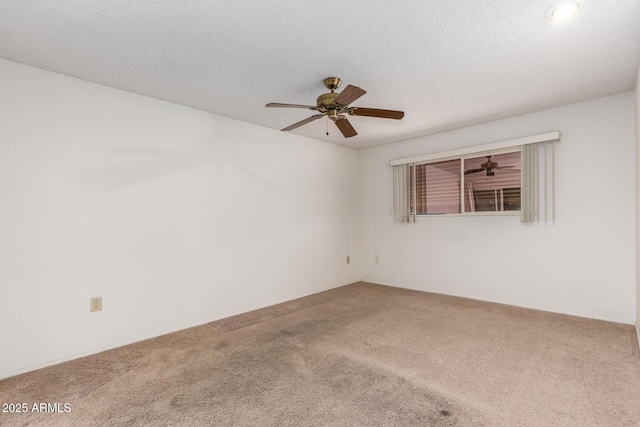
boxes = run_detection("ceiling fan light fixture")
[545,1,586,22]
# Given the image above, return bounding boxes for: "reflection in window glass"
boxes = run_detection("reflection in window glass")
[503,188,521,211]
[463,152,521,212]
[410,159,461,215]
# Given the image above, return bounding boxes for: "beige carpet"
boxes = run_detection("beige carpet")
[1,282,639,426]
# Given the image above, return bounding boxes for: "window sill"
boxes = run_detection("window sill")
[414,211,521,218]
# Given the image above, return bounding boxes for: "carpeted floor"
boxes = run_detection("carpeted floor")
[1,282,639,426]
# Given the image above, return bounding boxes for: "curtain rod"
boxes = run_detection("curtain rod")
[389,131,561,166]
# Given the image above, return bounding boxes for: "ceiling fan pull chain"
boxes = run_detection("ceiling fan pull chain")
[326,116,329,135]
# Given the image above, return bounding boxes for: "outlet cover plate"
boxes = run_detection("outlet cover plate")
[90,297,102,312]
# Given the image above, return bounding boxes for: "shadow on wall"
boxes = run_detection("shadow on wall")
[74,125,285,193]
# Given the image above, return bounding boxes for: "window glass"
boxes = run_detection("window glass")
[463,152,521,212]
[409,150,521,216]
[410,159,461,215]
[503,188,521,211]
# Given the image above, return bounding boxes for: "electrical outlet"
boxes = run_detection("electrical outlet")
[90,297,102,312]
[346,255,350,264]
[375,256,380,263]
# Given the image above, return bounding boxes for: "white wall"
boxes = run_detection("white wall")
[635,64,640,341]
[0,59,361,379]
[360,92,636,324]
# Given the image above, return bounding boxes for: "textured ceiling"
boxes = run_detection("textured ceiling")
[0,1,638,149]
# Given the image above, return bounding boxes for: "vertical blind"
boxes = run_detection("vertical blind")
[520,143,538,223]
[521,140,556,224]
[393,164,412,223]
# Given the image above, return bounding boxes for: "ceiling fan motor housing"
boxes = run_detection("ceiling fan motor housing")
[317,92,338,109]
[482,159,498,169]
[317,93,345,121]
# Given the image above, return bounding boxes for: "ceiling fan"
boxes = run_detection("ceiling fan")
[265,77,404,138]
[464,156,520,177]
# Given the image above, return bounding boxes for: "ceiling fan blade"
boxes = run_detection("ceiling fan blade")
[281,114,324,132]
[334,85,367,106]
[351,107,404,120]
[266,103,318,110]
[495,167,521,172]
[464,169,485,175]
[334,117,358,138]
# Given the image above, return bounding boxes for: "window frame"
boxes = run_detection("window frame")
[412,147,522,218]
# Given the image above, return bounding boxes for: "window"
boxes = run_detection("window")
[391,131,560,224]
[409,149,522,216]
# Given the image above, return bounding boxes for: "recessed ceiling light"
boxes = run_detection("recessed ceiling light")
[545,0,587,22]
